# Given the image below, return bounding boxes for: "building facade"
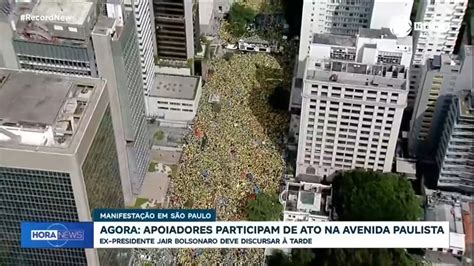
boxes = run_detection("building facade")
[124,0,156,95]
[296,29,410,180]
[152,0,198,60]
[435,90,474,195]
[92,11,150,199]
[409,0,468,108]
[296,0,413,78]
[198,0,233,36]
[147,73,202,125]
[0,69,129,265]
[11,1,99,76]
[409,45,473,156]
[426,193,467,256]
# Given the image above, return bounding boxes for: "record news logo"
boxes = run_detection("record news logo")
[31,223,84,247]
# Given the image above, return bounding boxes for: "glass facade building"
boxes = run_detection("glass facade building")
[0,168,87,265]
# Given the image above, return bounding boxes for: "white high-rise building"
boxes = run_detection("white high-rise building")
[409,0,468,107]
[436,90,474,195]
[124,0,157,96]
[296,29,411,180]
[409,45,472,155]
[296,0,413,78]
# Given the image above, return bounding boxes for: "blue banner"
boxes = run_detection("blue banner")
[93,209,217,222]
[21,222,94,248]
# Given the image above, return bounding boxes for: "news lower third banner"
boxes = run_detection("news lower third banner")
[21,209,450,249]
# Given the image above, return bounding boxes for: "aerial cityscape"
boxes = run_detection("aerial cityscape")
[0,0,472,265]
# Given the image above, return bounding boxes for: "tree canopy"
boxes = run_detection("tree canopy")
[227,3,257,37]
[267,170,423,266]
[268,86,290,111]
[246,193,281,221]
[332,170,422,221]
[266,249,314,266]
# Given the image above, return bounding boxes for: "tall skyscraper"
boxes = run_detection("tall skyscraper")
[10,0,99,76]
[409,45,472,156]
[296,0,413,78]
[124,0,157,95]
[92,8,151,199]
[409,0,468,107]
[152,0,199,61]
[0,69,129,265]
[436,90,474,195]
[6,0,151,201]
[296,29,411,180]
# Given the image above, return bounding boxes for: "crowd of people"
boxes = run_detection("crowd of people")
[167,54,289,264]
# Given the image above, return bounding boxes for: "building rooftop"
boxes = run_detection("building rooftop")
[423,250,462,265]
[428,54,462,71]
[240,35,271,45]
[306,59,407,90]
[30,0,93,25]
[0,73,70,125]
[313,33,356,47]
[358,28,397,40]
[150,73,200,100]
[282,182,332,217]
[93,16,116,33]
[426,192,466,236]
[396,158,417,177]
[0,69,105,149]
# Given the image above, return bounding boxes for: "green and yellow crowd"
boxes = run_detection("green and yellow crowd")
[168,54,289,264]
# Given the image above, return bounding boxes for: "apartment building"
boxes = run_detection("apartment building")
[152,0,199,60]
[296,29,410,180]
[436,90,474,195]
[296,0,413,78]
[11,0,99,76]
[409,0,468,108]
[409,45,472,156]
[281,181,332,222]
[147,72,202,125]
[0,69,129,265]
[92,10,151,198]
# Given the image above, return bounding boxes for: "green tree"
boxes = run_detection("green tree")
[332,170,422,221]
[274,170,423,266]
[228,3,256,37]
[246,193,281,221]
[268,86,290,111]
[319,171,422,266]
[267,249,314,266]
[311,248,420,266]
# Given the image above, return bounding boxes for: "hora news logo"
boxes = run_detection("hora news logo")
[22,222,92,248]
[31,223,84,247]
